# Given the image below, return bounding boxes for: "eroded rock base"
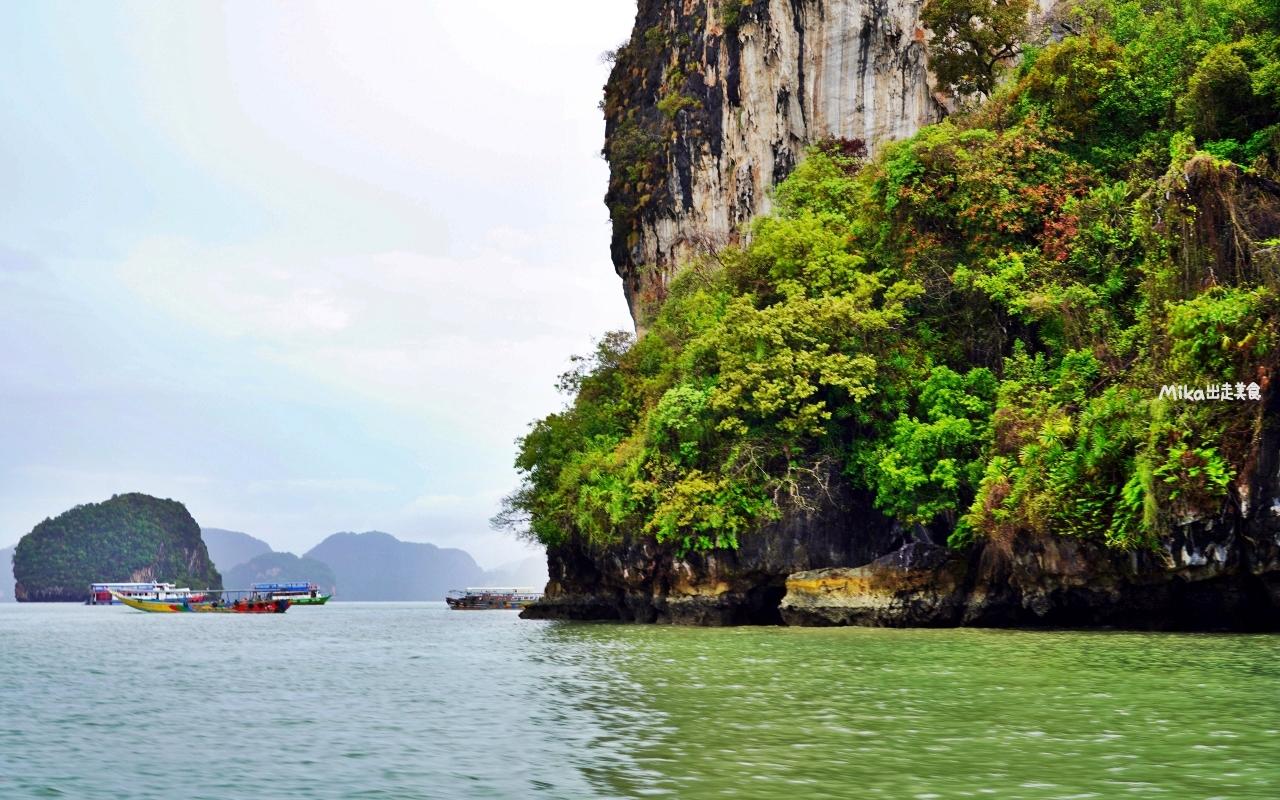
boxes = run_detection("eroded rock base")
[781,528,1280,631]
[521,489,899,626]
[521,584,786,626]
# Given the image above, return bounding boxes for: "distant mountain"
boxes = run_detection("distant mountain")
[483,555,548,589]
[202,528,273,573]
[224,552,337,596]
[13,494,221,601]
[304,531,485,601]
[0,545,14,603]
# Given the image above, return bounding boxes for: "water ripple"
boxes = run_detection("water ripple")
[1,606,1277,798]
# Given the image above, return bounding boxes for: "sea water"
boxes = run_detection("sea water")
[0,603,1277,799]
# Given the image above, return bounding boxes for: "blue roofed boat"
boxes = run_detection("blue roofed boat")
[252,582,332,605]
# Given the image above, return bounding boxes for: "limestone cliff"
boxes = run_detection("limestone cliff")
[604,0,943,325]
[524,0,1280,631]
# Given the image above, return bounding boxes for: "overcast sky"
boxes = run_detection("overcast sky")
[0,1,638,567]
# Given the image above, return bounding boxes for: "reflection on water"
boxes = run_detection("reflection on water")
[542,624,1280,799]
[1,604,1277,799]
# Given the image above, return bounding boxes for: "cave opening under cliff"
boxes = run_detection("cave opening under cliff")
[743,583,786,626]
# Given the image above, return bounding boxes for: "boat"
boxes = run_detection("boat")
[252,582,332,605]
[110,590,290,613]
[445,587,543,610]
[86,582,204,605]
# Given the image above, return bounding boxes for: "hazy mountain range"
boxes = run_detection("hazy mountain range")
[202,528,273,575]
[203,528,546,601]
[303,531,482,601]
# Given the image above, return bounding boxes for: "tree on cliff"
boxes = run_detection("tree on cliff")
[922,0,1032,97]
[13,493,222,601]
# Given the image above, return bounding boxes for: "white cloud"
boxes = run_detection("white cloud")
[118,225,625,442]
[118,236,361,338]
[246,478,396,494]
[403,489,507,513]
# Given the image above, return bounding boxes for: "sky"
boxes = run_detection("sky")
[0,1,638,568]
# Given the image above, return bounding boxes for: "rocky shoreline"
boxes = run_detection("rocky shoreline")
[524,520,1280,630]
[522,487,898,626]
[780,527,1280,630]
[524,433,1280,631]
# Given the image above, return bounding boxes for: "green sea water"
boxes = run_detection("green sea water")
[1,603,1277,799]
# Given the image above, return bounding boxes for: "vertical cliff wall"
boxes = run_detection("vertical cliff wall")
[604,0,944,325]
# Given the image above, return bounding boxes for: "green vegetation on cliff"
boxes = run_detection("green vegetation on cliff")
[13,493,222,601]
[501,0,1280,556]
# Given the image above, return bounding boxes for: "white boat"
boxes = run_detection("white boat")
[252,582,332,605]
[445,587,543,610]
[87,582,202,605]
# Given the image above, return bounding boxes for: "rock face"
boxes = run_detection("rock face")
[604,0,942,324]
[781,524,1280,630]
[781,542,971,627]
[523,489,901,625]
[13,493,222,602]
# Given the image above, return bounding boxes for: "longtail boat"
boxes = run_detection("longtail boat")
[110,591,290,613]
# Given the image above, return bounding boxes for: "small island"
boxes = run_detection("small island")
[13,493,222,602]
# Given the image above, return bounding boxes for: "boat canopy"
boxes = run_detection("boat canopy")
[252,582,314,592]
[463,587,539,594]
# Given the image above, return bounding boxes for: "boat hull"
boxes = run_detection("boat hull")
[111,592,289,614]
[284,594,331,606]
[446,587,543,610]
[445,600,537,611]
